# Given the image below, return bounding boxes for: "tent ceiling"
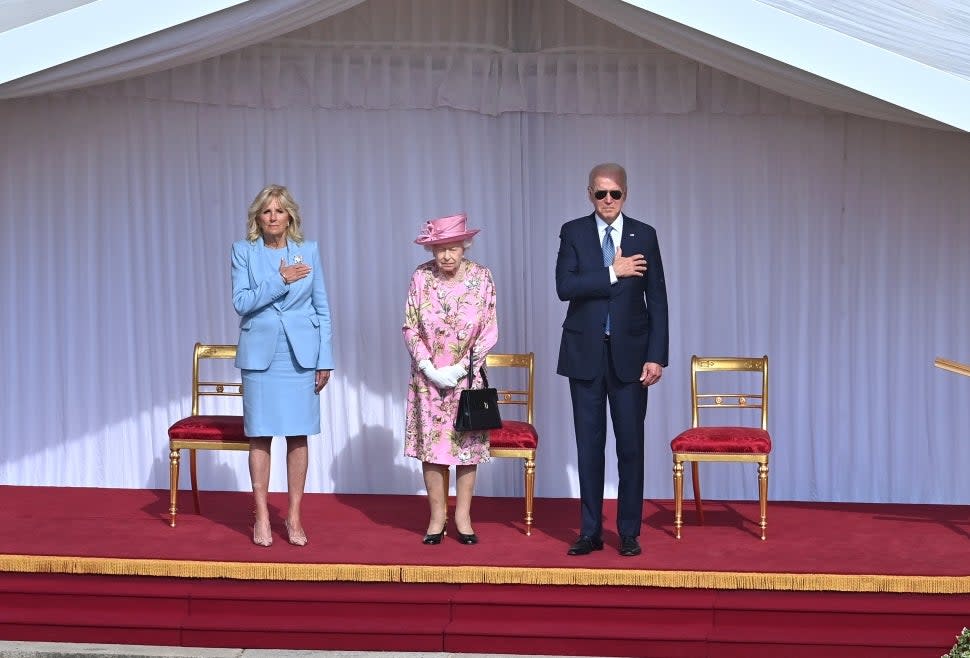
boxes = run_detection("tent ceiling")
[757,0,970,82]
[613,0,970,130]
[0,0,967,131]
[0,0,94,33]
[0,0,248,85]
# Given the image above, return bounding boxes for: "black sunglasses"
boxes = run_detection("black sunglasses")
[593,189,623,200]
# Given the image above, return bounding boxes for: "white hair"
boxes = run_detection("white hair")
[423,238,474,253]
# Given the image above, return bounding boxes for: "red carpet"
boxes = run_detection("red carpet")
[2,485,969,589]
[1,486,969,656]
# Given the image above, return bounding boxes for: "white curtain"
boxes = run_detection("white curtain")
[1,0,969,505]
[568,0,957,131]
[3,0,968,132]
[0,0,366,99]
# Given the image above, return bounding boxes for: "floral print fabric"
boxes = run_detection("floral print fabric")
[403,259,498,465]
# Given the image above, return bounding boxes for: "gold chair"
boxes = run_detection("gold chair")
[485,352,539,536]
[167,343,248,527]
[671,355,771,540]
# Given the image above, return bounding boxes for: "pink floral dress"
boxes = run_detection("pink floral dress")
[403,259,498,465]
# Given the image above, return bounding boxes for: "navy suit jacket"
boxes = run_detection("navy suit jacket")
[556,213,668,382]
[231,239,334,372]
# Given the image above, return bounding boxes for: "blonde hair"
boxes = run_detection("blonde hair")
[588,163,628,190]
[245,184,305,244]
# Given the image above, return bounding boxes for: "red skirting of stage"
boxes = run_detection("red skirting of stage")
[1,485,969,656]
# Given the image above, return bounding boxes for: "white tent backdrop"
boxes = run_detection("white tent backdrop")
[1,0,968,504]
[4,0,970,130]
[755,0,970,81]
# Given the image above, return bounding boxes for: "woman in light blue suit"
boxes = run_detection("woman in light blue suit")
[231,184,334,548]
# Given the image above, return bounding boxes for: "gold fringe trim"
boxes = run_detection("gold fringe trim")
[3,555,970,594]
[402,565,970,594]
[0,555,398,582]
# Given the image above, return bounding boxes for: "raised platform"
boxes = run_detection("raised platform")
[0,486,968,656]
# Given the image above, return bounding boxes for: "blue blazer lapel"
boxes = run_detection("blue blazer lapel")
[287,243,307,268]
[246,242,287,311]
[618,217,646,255]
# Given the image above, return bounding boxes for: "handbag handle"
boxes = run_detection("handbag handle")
[465,347,489,389]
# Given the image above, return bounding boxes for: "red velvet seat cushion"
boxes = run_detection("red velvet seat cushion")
[489,420,539,450]
[671,426,771,454]
[168,415,246,444]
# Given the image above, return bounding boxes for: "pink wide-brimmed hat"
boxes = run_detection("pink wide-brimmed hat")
[414,213,480,245]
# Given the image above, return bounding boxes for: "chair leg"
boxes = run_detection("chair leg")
[189,449,201,514]
[758,462,769,540]
[168,448,180,527]
[690,462,705,524]
[673,459,684,539]
[523,456,536,536]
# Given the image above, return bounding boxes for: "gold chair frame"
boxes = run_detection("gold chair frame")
[168,343,248,527]
[486,352,538,536]
[672,355,770,540]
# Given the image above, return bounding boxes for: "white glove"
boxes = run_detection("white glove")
[418,359,457,389]
[438,363,468,386]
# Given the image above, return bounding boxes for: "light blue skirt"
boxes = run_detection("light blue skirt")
[242,328,320,438]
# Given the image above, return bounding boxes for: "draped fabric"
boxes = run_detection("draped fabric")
[568,0,957,130]
[0,0,367,99]
[4,0,967,131]
[1,0,969,505]
[0,0,95,33]
[755,0,970,81]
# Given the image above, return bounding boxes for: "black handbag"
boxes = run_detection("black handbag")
[454,350,502,432]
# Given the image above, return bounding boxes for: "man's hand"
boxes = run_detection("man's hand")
[640,362,663,387]
[612,247,647,278]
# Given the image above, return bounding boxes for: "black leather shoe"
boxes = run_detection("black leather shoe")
[619,535,642,556]
[567,535,604,555]
[457,532,479,545]
[422,528,446,544]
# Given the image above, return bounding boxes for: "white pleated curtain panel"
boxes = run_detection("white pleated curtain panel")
[0,0,968,505]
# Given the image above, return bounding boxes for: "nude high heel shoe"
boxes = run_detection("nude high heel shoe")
[252,520,273,547]
[284,520,308,546]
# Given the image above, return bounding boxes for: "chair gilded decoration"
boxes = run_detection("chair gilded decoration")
[167,343,248,527]
[670,355,771,540]
[485,352,539,536]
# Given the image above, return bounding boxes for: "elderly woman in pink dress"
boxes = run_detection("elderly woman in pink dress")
[403,213,498,545]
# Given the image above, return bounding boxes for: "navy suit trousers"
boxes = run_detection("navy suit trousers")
[568,338,648,539]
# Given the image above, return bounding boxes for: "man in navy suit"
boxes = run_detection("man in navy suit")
[556,163,669,557]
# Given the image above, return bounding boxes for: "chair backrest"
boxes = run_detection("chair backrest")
[485,352,535,425]
[690,355,768,430]
[191,343,241,416]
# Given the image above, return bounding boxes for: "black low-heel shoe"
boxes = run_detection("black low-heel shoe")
[422,529,446,544]
[456,532,478,545]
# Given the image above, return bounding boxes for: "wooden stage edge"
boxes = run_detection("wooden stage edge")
[2,555,969,594]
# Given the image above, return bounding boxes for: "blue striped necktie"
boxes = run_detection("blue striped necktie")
[603,225,615,334]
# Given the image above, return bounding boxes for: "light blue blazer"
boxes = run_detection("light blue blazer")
[231,239,334,371]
